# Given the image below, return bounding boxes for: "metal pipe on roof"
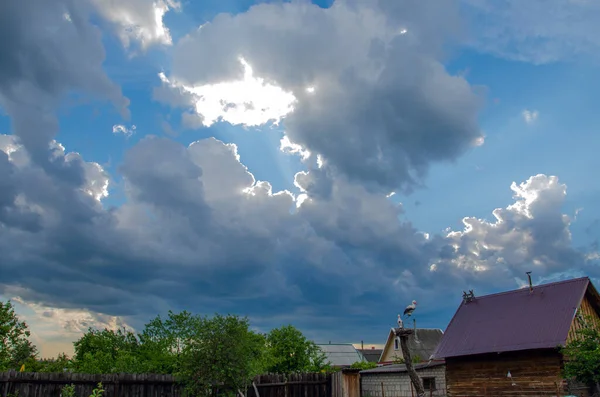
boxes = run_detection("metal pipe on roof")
[526,271,533,292]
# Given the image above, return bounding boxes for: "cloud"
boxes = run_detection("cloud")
[112,124,137,137]
[158,0,483,194]
[155,59,297,128]
[1,0,598,351]
[462,0,600,64]
[1,129,595,344]
[90,0,181,51]
[0,0,129,171]
[522,109,539,124]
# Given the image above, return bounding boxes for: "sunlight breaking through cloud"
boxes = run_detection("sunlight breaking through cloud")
[159,57,297,128]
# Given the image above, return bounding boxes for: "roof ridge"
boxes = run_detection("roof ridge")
[470,276,589,300]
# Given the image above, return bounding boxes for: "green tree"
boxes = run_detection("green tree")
[562,315,600,389]
[179,314,267,397]
[0,300,38,370]
[264,325,329,374]
[72,327,142,373]
[138,310,200,374]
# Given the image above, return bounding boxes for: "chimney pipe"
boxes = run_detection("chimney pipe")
[526,271,533,292]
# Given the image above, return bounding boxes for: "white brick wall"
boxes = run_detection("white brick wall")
[361,366,446,397]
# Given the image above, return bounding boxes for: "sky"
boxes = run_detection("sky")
[1,0,600,359]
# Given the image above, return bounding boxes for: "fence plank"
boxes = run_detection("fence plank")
[0,371,334,397]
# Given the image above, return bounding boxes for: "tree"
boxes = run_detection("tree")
[265,325,329,374]
[72,327,142,373]
[0,300,38,370]
[562,315,600,390]
[138,310,200,374]
[179,314,267,397]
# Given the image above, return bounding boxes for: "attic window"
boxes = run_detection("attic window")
[394,338,399,350]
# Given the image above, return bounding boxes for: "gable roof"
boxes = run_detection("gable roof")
[358,349,383,363]
[432,277,600,359]
[317,344,365,367]
[380,328,444,362]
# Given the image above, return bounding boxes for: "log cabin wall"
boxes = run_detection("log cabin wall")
[567,290,600,343]
[445,349,565,397]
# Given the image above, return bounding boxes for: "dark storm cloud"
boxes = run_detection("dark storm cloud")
[0,0,596,344]
[164,0,482,194]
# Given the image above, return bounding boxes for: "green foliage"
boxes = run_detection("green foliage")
[0,301,38,370]
[90,382,104,397]
[561,315,600,385]
[61,384,76,397]
[264,325,330,374]
[72,327,142,374]
[138,310,200,374]
[178,314,266,397]
[349,361,377,370]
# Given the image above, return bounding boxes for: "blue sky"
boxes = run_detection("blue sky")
[1,0,599,358]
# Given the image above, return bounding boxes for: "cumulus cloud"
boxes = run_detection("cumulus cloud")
[1,0,597,349]
[158,0,483,194]
[462,0,600,64]
[156,60,297,128]
[1,129,595,340]
[432,175,589,289]
[522,109,539,124]
[90,0,181,51]
[0,0,129,171]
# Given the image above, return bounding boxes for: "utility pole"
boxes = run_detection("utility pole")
[395,328,425,397]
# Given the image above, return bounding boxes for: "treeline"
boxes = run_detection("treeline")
[1,300,374,395]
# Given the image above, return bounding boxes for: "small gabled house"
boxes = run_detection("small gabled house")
[431,276,600,396]
[316,343,366,368]
[379,328,444,365]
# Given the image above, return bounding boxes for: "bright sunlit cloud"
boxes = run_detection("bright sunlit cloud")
[158,57,297,128]
[91,0,181,50]
[5,293,132,358]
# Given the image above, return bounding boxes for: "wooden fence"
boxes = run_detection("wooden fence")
[0,371,182,397]
[245,373,332,397]
[0,371,336,397]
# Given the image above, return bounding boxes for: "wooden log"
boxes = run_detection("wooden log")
[395,329,426,397]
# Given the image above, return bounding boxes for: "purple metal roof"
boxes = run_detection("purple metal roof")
[432,277,591,359]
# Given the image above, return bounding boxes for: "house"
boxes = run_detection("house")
[357,347,383,363]
[378,328,444,365]
[316,343,366,368]
[431,276,600,396]
[360,361,446,397]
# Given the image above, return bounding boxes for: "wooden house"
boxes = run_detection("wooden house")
[431,276,600,396]
[378,327,444,365]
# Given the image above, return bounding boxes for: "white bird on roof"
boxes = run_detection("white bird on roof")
[397,314,404,329]
[403,300,417,317]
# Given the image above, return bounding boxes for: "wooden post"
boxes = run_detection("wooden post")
[381,381,385,397]
[396,329,426,397]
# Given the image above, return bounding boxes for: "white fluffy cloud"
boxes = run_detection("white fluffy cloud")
[113,124,137,137]
[90,0,181,50]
